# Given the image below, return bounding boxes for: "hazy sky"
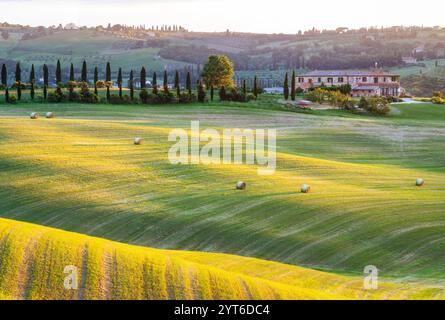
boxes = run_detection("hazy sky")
[1,0,442,34]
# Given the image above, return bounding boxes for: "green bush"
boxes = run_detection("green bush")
[80,91,100,104]
[8,94,17,104]
[361,97,391,115]
[47,90,65,103]
[108,95,133,105]
[139,89,149,103]
[432,91,445,104]
[305,88,327,104]
[68,91,81,102]
[157,91,175,104]
[178,92,196,103]
[219,87,250,102]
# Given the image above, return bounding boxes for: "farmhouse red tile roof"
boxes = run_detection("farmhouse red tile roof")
[301,70,398,77]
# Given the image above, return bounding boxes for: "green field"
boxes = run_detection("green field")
[0,99,445,299]
[0,30,189,72]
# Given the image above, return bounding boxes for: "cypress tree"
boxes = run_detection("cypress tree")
[81,60,88,83]
[1,64,7,103]
[186,72,191,96]
[43,64,48,100]
[253,76,258,99]
[94,67,98,95]
[69,63,75,94]
[15,63,21,100]
[30,64,35,100]
[242,79,247,95]
[1,64,6,87]
[197,80,205,103]
[174,70,179,89]
[70,63,75,81]
[106,62,111,82]
[284,72,289,100]
[117,68,123,98]
[291,70,296,101]
[210,85,214,101]
[140,67,146,89]
[163,70,168,92]
[129,70,134,100]
[56,60,62,84]
[176,79,180,99]
[106,62,111,101]
[152,72,158,94]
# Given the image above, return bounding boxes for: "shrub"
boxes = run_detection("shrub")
[108,95,132,105]
[359,97,369,109]
[432,91,445,104]
[386,96,403,103]
[145,93,161,104]
[139,89,149,103]
[8,94,17,104]
[362,97,391,115]
[81,91,100,104]
[327,91,351,109]
[47,90,65,103]
[219,87,250,102]
[432,96,445,104]
[68,91,81,102]
[305,88,326,104]
[178,92,196,103]
[156,91,175,104]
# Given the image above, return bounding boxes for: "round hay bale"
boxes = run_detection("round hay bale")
[236,181,246,190]
[416,178,425,187]
[134,137,143,145]
[46,112,55,119]
[301,184,311,193]
[30,112,40,119]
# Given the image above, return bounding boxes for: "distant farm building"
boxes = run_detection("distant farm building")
[295,70,401,97]
[64,23,79,30]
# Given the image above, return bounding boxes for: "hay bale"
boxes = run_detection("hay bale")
[134,137,143,145]
[236,181,246,190]
[416,178,425,187]
[30,112,40,119]
[46,112,55,119]
[301,184,311,193]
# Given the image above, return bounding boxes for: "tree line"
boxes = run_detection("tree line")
[0,55,262,105]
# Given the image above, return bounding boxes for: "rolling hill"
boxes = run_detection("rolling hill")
[0,218,444,300]
[0,101,444,290]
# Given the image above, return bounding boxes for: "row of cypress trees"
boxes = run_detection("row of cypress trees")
[283,70,297,101]
[1,60,262,103]
[0,60,197,102]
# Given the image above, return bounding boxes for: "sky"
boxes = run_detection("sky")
[0,0,443,34]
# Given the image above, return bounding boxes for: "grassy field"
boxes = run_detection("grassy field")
[0,30,189,72]
[0,218,444,300]
[0,99,444,299]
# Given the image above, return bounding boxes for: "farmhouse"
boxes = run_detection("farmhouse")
[296,70,401,97]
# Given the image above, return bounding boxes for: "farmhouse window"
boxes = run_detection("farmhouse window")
[298,77,304,83]
[318,77,322,83]
[327,78,333,83]
[362,77,367,82]
[338,77,344,83]
[374,77,378,83]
